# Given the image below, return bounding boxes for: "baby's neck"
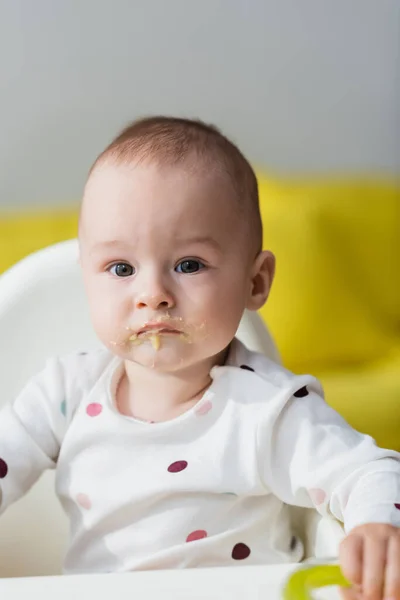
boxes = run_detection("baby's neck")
[116,353,225,423]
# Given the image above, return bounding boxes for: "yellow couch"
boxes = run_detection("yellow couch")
[258,176,400,451]
[0,177,399,450]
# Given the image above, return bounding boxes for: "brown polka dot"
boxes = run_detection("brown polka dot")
[395,503,400,510]
[0,458,8,479]
[168,460,188,473]
[240,365,254,372]
[232,543,251,560]
[294,386,309,397]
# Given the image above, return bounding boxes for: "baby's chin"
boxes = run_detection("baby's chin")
[126,346,201,373]
[112,337,224,373]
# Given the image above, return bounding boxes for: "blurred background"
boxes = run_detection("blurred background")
[0,0,399,206]
[0,0,399,448]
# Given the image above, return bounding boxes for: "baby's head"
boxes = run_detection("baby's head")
[79,116,275,371]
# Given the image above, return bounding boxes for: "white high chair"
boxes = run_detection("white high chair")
[0,240,344,598]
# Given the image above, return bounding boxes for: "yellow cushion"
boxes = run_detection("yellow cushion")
[258,175,400,449]
[320,350,400,451]
[0,209,78,272]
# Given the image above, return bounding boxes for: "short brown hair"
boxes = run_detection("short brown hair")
[88,116,263,252]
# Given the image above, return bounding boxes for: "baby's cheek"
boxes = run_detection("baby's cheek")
[198,291,244,341]
[212,283,246,320]
[89,296,124,341]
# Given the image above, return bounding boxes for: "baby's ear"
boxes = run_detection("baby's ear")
[246,250,275,311]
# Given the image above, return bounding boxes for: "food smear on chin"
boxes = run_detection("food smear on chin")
[127,333,141,346]
[149,334,161,351]
[128,331,162,351]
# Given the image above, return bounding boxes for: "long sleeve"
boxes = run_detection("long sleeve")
[0,357,68,512]
[257,375,400,533]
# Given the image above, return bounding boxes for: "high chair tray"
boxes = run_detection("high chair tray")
[0,565,340,600]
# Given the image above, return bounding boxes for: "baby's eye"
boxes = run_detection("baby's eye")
[175,259,205,274]
[109,263,135,277]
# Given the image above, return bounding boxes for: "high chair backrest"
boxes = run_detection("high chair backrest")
[0,239,281,577]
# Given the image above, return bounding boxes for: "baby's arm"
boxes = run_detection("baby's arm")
[0,357,67,513]
[258,377,400,599]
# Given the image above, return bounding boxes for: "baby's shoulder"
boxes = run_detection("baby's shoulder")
[45,347,116,422]
[56,347,115,391]
[221,337,304,388]
[211,339,319,409]
[33,348,114,418]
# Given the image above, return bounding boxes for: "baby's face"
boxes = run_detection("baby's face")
[79,161,261,372]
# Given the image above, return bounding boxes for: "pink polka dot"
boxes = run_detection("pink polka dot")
[186,530,208,542]
[0,458,8,479]
[168,460,188,473]
[86,403,103,417]
[76,493,92,510]
[308,488,327,505]
[395,503,400,510]
[195,399,213,416]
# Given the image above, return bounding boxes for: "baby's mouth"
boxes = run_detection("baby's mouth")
[137,323,181,336]
[128,322,189,351]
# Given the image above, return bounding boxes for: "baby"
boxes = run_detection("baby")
[0,117,399,599]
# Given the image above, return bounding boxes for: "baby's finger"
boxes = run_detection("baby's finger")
[340,586,362,600]
[362,536,387,600]
[340,534,364,586]
[384,533,400,600]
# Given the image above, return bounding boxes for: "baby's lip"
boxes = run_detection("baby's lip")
[136,322,182,336]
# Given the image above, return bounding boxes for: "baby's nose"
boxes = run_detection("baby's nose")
[135,291,175,311]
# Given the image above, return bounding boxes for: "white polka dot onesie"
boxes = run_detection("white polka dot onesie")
[0,339,399,573]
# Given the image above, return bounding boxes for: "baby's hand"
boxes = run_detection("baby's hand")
[339,524,400,600]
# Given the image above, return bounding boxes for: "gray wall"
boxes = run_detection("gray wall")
[0,0,399,208]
